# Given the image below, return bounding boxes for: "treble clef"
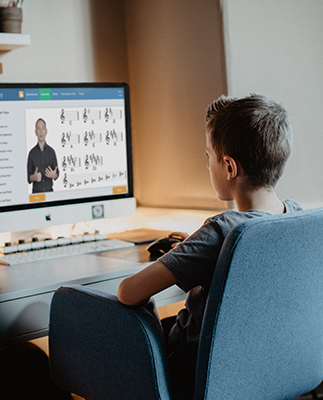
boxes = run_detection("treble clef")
[61,132,66,147]
[83,108,88,122]
[60,109,65,123]
[63,173,68,187]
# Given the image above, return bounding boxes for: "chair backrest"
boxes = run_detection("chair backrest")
[194,208,323,400]
[49,287,172,400]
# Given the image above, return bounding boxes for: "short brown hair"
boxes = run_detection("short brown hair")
[206,94,292,188]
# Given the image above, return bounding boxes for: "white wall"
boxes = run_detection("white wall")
[221,0,323,208]
[0,0,94,82]
[0,0,128,83]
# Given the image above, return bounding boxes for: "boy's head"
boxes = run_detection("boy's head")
[205,94,292,189]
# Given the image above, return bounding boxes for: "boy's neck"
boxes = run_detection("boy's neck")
[235,187,285,214]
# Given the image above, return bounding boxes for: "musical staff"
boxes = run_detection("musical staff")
[61,129,124,148]
[61,132,80,147]
[63,170,127,188]
[84,154,103,170]
[84,131,102,146]
[105,130,123,145]
[60,109,79,123]
[83,108,101,123]
[62,155,81,171]
[59,106,124,126]
[105,107,122,121]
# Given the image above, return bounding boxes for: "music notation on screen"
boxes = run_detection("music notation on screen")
[84,131,102,146]
[61,132,80,147]
[63,170,126,188]
[60,109,79,124]
[55,105,127,192]
[62,155,82,172]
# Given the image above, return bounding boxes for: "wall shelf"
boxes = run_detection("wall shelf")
[0,32,30,51]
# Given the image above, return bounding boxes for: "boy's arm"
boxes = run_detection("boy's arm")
[117,259,178,306]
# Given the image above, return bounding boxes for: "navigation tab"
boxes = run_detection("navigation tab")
[25,89,39,100]
[39,88,51,100]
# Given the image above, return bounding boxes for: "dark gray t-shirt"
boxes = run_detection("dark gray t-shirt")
[159,199,303,363]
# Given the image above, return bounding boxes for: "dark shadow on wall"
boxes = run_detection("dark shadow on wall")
[88,0,227,91]
[89,0,129,83]
[217,0,228,95]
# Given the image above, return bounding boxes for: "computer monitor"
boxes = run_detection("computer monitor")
[0,82,136,234]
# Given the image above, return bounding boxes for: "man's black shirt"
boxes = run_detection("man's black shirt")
[27,142,59,193]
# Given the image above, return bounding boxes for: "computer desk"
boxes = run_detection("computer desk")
[0,244,186,347]
[0,207,222,347]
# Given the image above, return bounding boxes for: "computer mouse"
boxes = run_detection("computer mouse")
[147,236,183,257]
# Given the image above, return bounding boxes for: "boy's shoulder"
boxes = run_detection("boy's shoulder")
[204,199,303,237]
[282,199,303,212]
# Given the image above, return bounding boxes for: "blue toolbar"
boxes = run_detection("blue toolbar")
[0,87,124,101]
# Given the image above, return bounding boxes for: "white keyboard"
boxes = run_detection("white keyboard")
[0,239,134,266]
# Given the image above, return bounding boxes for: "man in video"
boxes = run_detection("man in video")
[27,118,59,193]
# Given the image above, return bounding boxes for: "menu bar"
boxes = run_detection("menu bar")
[0,87,125,101]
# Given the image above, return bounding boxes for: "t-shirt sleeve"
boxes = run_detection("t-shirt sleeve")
[158,209,270,293]
[159,218,225,293]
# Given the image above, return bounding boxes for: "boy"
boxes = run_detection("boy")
[117,94,302,397]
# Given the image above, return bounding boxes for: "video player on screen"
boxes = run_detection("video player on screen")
[27,118,59,193]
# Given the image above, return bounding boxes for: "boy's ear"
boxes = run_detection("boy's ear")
[223,156,238,180]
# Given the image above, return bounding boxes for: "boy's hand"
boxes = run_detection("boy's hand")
[168,231,189,248]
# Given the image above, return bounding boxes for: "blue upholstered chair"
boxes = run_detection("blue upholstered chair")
[49,208,323,400]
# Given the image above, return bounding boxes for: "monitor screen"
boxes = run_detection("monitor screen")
[0,82,136,234]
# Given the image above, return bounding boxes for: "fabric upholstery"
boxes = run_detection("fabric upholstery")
[49,287,172,400]
[49,208,323,400]
[195,207,323,399]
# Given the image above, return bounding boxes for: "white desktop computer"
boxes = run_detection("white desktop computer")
[0,82,136,263]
